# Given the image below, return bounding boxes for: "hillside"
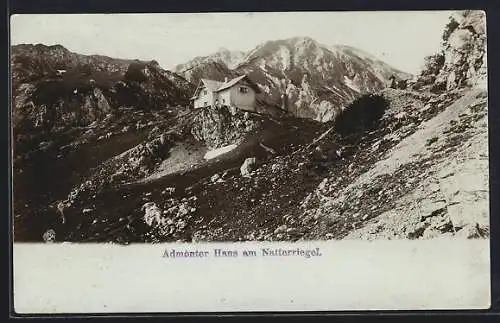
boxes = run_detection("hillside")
[175,37,412,122]
[12,11,488,243]
[11,44,195,241]
[25,84,487,243]
[12,44,194,159]
[11,43,330,241]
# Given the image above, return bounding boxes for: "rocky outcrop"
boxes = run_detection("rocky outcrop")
[414,10,487,92]
[11,44,194,160]
[42,229,56,242]
[190,106,260,149]
[142,195,198,242]
[63,132,177,206]
[240,157,258,176]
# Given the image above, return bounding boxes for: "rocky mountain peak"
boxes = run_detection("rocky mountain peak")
[246,36,325,68]
[174,47,245,74]
[414,10,487,92]
[286,36,319,46]
[211,47,246,69]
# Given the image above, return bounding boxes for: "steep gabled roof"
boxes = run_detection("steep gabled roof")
[191,78,224,100]
[216,75,261,93]
[216,75,247,92]
[191,79,203,100]
[201,78,224,91]
[191,75,262,100]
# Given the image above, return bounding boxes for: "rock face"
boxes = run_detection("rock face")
[175,37,412,122]
[174,48,243,82]
[190,106,260,149]
[142,202,163,226]
[414,10,487,92]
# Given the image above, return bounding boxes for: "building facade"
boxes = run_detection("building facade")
[191,75,261,112]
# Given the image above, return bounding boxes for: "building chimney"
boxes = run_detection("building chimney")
[224,77,228,83]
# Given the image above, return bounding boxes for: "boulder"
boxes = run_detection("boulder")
[439,162,489,229]
[448,29,473,51]
[271,163,281,172]
[418,199,447,220]
[161,187,176,195]
[42,229,56,242]
[211,173,221,183]
[274,224,287,234]
[240,157,258,177]
[142,202,163,226]
[455,222,488,239]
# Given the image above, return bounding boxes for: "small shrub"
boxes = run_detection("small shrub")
[421,54,445,77]
[430,81,447,94]
[124,62,148,83]
[426,136,438,146]
[334,94,389,137]
[442,17,460,41]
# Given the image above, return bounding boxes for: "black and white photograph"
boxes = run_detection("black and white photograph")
[10,10,491,313]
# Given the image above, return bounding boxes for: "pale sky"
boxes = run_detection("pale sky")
[10,11,455,75]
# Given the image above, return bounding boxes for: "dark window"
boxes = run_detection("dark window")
[222,98,225,103]
[203,90,207,95]
[239,86,249,93]
[204,102,208,107]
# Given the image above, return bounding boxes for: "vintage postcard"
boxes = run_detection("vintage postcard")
[10,11,490,313]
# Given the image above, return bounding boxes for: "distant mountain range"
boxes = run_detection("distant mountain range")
[175,37,412,121]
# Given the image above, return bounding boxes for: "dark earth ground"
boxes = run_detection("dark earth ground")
[12,105,331,242]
